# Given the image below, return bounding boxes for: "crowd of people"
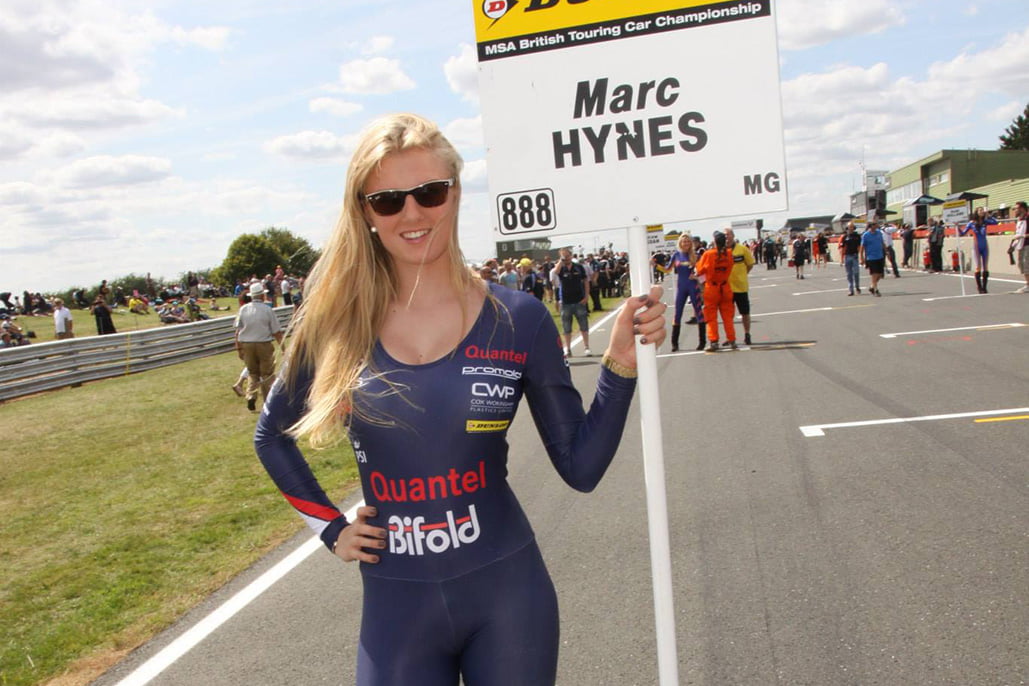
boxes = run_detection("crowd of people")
[0,270,271,346]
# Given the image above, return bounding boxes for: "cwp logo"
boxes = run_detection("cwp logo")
[472,382,516,399]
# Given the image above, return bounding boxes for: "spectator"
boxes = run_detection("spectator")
[128,295,150,315]
[1011,200,1028,294]
[725,228,755,346]
[234,282,283,411]
[554,247,592,356]
[53,298,74,339]
[860,221,886,297]
[928,218,946,272]
[839,221,863,295]
[791,234,808,279]
[901,223,915,268]
[882,224,901,278]
[90,296,117,335]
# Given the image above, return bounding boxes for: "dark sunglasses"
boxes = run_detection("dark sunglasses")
[360,178,454,216]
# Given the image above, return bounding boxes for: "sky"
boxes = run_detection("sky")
[2,0,1027,293]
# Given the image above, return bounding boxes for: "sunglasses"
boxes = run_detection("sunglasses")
[360,178,454,216]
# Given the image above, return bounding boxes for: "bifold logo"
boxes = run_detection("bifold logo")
[388,505,481,556]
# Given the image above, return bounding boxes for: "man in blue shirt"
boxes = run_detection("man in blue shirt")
[859,221,886,297]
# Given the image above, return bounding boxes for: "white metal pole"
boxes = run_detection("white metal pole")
[627,224,680,686]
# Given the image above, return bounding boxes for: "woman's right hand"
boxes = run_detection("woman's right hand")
[333,505,387,564]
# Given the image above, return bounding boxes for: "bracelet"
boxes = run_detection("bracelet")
[601,354,638,379]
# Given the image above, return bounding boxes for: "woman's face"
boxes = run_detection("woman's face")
[362,147,458,269]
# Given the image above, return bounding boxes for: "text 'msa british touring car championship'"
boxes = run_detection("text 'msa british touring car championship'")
[473,0,788,239]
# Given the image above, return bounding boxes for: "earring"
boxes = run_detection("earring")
[370,226,378,233]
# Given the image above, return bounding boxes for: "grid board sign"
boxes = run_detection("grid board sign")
[473,0,788,239]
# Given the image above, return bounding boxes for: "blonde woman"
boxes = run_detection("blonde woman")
[255,113,665,685]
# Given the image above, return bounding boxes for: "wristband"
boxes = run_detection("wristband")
[601,354,638,379]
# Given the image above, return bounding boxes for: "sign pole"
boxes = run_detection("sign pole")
[628,223,680,686]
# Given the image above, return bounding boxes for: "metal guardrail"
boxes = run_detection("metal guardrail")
[0,307,294,402]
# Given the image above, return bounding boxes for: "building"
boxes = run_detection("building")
[884,149,1029,226]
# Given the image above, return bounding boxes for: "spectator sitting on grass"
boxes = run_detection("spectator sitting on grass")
[128,296,150,315]
[207,298,231,311]
[1,315,31,345]
[186,298,210,321]
[157,302,189,324]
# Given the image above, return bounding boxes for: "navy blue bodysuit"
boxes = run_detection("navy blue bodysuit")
[255,284,637,685]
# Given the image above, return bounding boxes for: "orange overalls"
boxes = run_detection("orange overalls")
[695,248,736,344]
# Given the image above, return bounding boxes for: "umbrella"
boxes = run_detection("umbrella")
[904,194,945,206]
[944,191,988,202]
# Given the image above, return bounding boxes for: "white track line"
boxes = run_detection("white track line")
[879,322,1025,338]
[115,304,626,685]
[114,504,361,686]
[800,407,1029,437]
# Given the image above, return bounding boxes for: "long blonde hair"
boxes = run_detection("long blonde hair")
[286,113,475,448]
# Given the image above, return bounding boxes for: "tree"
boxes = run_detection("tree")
[212,234,282,286]
[259,227,320,276]
[999,103,1029,151]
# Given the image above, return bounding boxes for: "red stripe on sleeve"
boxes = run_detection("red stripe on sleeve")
[281,492,342,522]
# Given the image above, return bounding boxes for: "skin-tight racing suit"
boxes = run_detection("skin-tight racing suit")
[255,283,637,685]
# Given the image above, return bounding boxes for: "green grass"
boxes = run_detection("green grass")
[0,292,622,686]
[0,351,357,686]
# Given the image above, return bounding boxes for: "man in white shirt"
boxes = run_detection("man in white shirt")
[882,224,901,277]
[234,283,284,410]
[53,298,74,339]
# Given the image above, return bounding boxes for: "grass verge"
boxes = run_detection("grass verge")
[0,351,357,686]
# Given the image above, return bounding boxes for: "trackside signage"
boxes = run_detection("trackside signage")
[473,0,788,239]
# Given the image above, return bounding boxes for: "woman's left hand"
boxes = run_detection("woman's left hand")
[604,285,667,369]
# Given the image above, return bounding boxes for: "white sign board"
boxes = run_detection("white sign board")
[647,224,664,249]
[474,0,787,239]
[731,219,757,232]
[942,200,969,225]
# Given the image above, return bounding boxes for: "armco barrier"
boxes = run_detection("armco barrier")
[0,307,293,403]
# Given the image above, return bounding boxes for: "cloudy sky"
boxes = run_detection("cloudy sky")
[2,0,1027,293]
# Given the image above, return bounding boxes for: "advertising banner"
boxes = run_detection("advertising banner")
[474,0,787,239]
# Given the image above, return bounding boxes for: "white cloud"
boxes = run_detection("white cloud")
[53,155,172,189]
[989,101,1023,122]
[777,0,906,51]
[9,95,183,129]
[444,43,479,104]
[964,4,980,16]
[264,130,357,159]
[309,97,363,117]
[337,57,415,95]
[0,181,44,205]
[169,25,230,50]
[444,116,484,150]
[459,158,488,193]
[926,26,1029,98]
[361,35,394,55]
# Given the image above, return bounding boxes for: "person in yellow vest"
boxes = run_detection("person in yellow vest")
[725,228,756,346]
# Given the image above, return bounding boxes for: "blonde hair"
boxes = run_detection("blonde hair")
[286,113,474,448]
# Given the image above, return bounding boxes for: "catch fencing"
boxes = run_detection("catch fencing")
[0,307,294,403]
